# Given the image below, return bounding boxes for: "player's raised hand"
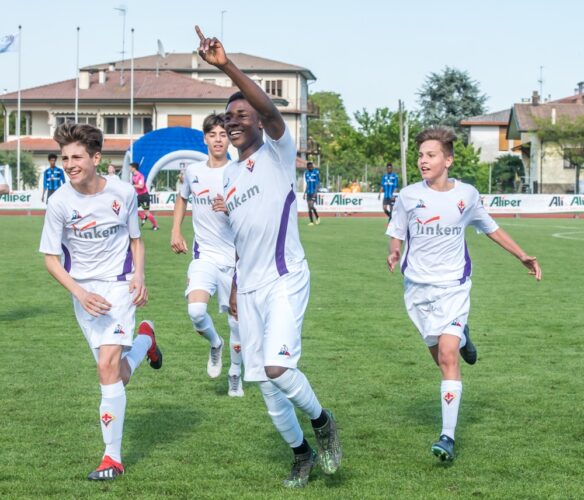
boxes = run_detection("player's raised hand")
[129,275,148,307]
[170,231,188,254]
[520,255,542,281]
[79,290,112,317]
[195,25,228,67]
[212,194,228,214]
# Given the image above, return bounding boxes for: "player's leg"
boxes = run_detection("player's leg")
[121,320,162,384]
[311,195,320,224]
[226,313,244,396]
[307,198,314,224]
[388,199,395,221]
[144,209,159,230]
[382,201,391,218]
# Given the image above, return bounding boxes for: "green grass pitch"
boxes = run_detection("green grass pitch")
[0,214,583,498]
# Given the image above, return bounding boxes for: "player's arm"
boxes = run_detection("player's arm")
[486,228,542,281]
[171,194,189,253]
[42,170,48,201]
[44,254,112,317]
[129,237,148,306]
[387,237,403,273]
[195,25,285,140]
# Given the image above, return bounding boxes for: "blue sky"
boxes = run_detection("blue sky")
[1,0,582,117]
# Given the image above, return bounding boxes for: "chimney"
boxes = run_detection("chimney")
[531,90,540,106]
[108,63,115,72]
[98,69,106,84]
[79,70,90,90]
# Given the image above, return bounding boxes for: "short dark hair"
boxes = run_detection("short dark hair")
[386,162,393,168]
[226,91,246,108]
[53,123,103,157]
[130,162,139,170]
[415,127,457,157]
[203,113,226,134]
[307,162,314,168]
[48,153,57,161]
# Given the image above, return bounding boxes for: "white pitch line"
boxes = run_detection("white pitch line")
[551,231,584,241]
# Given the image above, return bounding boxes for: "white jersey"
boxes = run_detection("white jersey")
[387,179,499,286]
[39,176,141,281]
[223,126,305,293]
[180,161,235,268]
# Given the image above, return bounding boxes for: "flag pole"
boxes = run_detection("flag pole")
[16,25,22,191]
[75,27,80,122]
[130,27,134,162]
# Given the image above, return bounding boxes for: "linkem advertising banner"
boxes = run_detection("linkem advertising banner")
[1,190,584,214]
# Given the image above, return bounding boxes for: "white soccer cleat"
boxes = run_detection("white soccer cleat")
[207,338,224,378]
[227,374,244,397]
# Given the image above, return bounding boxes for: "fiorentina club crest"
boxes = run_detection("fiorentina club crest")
[246,158,255,172]
[443,392,456,405]
[112,200,120,215]
[233,344,242,353]
[101,411,116,427]
[278,345,291,357]
[457,199,466,214]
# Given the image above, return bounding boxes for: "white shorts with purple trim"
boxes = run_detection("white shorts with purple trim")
[404,278,471,347]
[237,261,310,382]
[185,259,235,313]
[73,279,135,361]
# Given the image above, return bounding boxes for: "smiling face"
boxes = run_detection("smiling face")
[61,142,101,190]
[204,124,229,163]
[417,140,453,185]
[225,98,264,160]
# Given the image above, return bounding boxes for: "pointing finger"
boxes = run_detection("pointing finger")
[195,25,206,42]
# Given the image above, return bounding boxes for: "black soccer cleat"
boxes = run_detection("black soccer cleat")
[431,434,455,462]
[459,324,477,365]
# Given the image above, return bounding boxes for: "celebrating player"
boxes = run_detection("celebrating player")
[171,113,244,397]
[39,123,163,481]
[378,162,399,221]
[387,127,541,462]
[130,162,159,231]
[304,161,320,225]
[195,25,341,488]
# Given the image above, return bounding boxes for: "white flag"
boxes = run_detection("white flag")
[0,33,19,54]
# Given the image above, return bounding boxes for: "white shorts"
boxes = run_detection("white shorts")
[237,261,310,382]
[404,279,471,347]
[73,279,135,361]
[185,259,235,313]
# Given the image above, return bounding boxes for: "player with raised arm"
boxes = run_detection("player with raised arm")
[304,161,320,225]
[387,127,541,462]
[196,25,341,488]
[171,113,244,397]
[39,123,162,481]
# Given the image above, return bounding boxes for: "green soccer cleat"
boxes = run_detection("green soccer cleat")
[282,448,317,488]
[431,434,455,462]
[313,410,342,475]
[460,324,477,365]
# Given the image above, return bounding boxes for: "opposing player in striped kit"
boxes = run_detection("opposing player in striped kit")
[387,127,541,462]
[39,123,162,481]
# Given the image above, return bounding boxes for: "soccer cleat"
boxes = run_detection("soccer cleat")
[227,374,244,397]
[207,338,224,378]
[460,324,477,365]
[313,410,342,475]
[431,434,455,462]
[308,222,314,226]
[87,455,124,481]
[282,448,317,488]
[315,217,320,225]
[138,320,163,369]
[141,218,146,226]
[152,226,159,231]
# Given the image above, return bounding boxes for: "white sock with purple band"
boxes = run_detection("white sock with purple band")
[271,369,322,420]
[188,302,222,348]
[227,314,242,376]
[259,381,304,447]
[99,380,126,463]
[440,380,462,440]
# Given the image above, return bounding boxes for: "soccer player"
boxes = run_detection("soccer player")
[387,127,541,462]
[42,153,66,202]
[378,162,399,221]
[170,113,244,397]
[39,123,163,481]
[196,25,342,488]
[130,162,159,231]
[304,161,320,225]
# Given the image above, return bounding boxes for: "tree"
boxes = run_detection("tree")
[417,67,487,141]
[0,150,38,189]
[490,154,524,193]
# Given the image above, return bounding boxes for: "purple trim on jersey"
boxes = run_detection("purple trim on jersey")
[61,244,71,273]
[275,189,296,276]
[193,241,200,259]
[459,241,472,284]
[117,243,133,281]
[400,229,411,274]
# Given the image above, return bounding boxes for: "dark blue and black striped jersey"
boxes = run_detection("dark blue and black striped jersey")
[381,172,398,198]
[43,166,66,191]
[304,169,320,195]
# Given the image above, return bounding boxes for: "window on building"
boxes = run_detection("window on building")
[498,126,509,151]
[132,116,153,134]
[55,115,97,127]
[168,115,192,128]
[265,79,283,97]
[104,116,128,135]
[8,111,32,135]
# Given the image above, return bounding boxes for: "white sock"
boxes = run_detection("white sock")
[227,314,242,377]
[99,381,126,464]
[259,381,303,447]
[441,380,462,440]
[271,369,323,420]
[124,334,152,375]
[188,302,221,348]
[459,330,467,349]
